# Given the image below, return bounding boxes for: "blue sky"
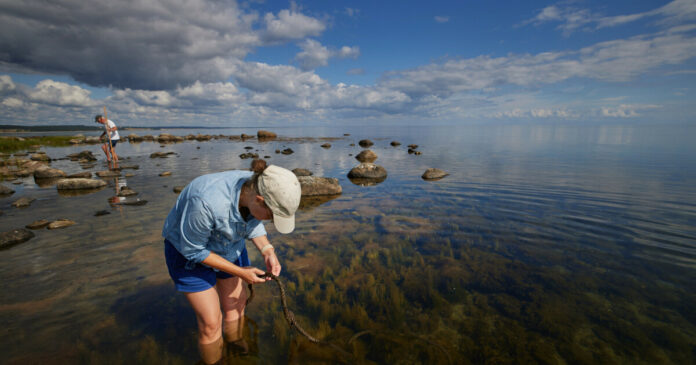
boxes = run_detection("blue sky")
[0,0,694,126]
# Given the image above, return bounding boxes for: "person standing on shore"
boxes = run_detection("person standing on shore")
[162,159,301,364]
[95,114,120,162]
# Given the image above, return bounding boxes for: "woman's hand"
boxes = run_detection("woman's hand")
[239,267,267,284]
[263,249,282,278]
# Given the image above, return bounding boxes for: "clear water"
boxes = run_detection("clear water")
[1,124,695,364]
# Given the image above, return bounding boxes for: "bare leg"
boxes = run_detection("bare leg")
[217,276,249,354]
[185,287,224,364]
[101,143,111,161]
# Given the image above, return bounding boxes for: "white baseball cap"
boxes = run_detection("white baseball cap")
[257,165,301,234]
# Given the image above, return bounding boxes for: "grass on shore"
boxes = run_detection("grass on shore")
[0,136,77,154]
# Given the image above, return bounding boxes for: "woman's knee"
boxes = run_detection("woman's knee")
[198,312,222,338]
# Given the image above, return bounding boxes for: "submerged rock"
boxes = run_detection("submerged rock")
[281,148,294,155]
[26,219,51,229]
[0,228,35,250]
[150,152,176,158]
[391,141,401,146]
[422,168,449,180]
[67,151,97,161]
[292,168,313,177]
[118,186,138,197]
[56,178,107,190]
[298,176,342,196]
[355,150,378,163]
[67,172,92,179]
[96,170,121,178]
[30,153,51,162]
[358,139,374,147]
[159,171,172,177]
[321,143,331,149]
[239,152,259,159]
[12,197,35,208]
[47,219,76,230]
[94,210,111,216]
[0,184,15,196]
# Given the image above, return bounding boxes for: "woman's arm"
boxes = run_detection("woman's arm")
[251,235,281,277]
[201,252,266,284]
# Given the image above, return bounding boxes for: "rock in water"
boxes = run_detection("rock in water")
[297,176,342,196]
[12,197,35,208]
[0,184,15,196]
[118,186,138,196]
[320,143,331,148]
[94,210,111,216]
[358,139,374,147]
[355,150,378,163]
[348,163,387,180]
[67,172,92,179]
[292,168,313,177]
[56,178,107,190]
[26,219,51,229]
[257,130,277,140]
[159,171,172,177]
[422,168,449,180]
[34,166,67,179]
[173,186,185,193]
[390,141,401,146]
[96,170,121,177]
[0,229,35,250]
[47,219,76,229]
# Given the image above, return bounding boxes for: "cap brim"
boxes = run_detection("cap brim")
[273,213,295,234]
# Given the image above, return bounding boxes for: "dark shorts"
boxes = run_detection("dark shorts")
[105,139,118,147]
[164,239,250,293]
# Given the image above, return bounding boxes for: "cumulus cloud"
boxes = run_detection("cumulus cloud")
[0,74,16,93]
[261,6,325,44]
[295,40,360,70]
[0,0,326,90]
[28,80,94,106]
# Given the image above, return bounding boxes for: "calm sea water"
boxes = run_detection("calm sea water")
[1,123,695,364]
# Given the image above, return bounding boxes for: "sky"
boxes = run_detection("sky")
[0,0,695,127]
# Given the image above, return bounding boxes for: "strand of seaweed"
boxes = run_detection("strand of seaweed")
[247,273,453,364]
[247,272,354,361]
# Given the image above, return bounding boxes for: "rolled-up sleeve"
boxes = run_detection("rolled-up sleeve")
[246,220,267,240]
[178,197,213,263]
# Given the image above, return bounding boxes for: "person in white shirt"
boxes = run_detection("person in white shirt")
[95,114,120,162]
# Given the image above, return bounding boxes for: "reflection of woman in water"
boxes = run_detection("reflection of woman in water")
[162,159,301,364]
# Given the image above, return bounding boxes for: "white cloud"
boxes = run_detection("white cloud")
[28,80,94,106]
[0,74,16,93]
[262,7,325,44]
[601,104,661,118]
[295,40,360,70]
[1,97,23,108]
[525,0,696,35]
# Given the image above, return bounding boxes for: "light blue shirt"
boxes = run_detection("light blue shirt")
[162,170,267,266]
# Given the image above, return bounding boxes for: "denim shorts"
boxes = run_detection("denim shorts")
[164,239,250,292]
[107,139,118,147]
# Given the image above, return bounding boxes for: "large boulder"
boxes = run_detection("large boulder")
[298,176,342,196]
[128,133,144,142]
[157,133,176,143]
[56,178,107,190]
[257,130,277,140]
[355,150,378,163]
[84,136,101,144]
[34,166,67,179]
[0,228,35,250]
[422,168,449,180]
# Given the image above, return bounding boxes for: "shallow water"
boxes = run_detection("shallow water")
[1,123,695,364]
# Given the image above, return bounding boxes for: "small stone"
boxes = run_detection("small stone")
[94,210,111,216]
[47,219,76,229]
[159,171,172,177]
[96,170,121,178]
[281,148,294,155]
[173,186,185,193]
[125,173,135,177]
[321,143,331,148]
[26,219,51,229]
[118,186,138,196]
[67,172,92,178]
[391,141,401,146]
[408,144,418,149]
[347,163,387,180]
